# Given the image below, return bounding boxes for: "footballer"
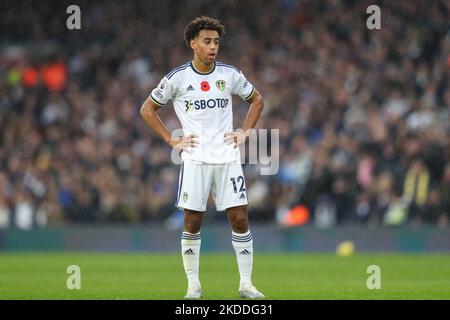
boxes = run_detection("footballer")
[140,16,264,299]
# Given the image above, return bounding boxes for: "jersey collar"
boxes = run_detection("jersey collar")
[190,61,216,75]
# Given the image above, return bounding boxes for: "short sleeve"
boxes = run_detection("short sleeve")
[149,76,174,106]
[232,70,255,101]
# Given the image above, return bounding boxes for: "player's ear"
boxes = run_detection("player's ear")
[190,39,196,50]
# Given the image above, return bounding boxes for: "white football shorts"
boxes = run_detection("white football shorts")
[175,160,248,212]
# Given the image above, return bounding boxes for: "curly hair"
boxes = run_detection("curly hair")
[183,16,225,47]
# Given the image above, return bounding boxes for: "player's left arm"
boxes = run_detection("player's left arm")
[225,89,264,148]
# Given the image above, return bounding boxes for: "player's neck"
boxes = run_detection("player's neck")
[192,58,215,74]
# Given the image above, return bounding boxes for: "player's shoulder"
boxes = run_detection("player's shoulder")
[215,61,241,74]
[164,61,191,80]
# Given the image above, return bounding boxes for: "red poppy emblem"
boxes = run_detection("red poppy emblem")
[201,81,210,91]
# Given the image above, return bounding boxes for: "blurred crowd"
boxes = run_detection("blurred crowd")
[0,0,449,229]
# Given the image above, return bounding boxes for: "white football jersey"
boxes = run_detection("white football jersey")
[150,61,255,164]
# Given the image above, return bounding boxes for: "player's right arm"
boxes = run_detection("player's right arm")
[140,97,198,151]
[140,76,198,151]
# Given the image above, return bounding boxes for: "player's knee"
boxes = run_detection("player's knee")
[232,214,249,233]
[184,220,201,233]
[184,210,203,233]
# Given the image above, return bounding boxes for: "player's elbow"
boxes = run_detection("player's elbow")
[139,103,145,117]
[139,104,148,118]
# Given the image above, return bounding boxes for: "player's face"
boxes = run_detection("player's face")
[191,29,220,64]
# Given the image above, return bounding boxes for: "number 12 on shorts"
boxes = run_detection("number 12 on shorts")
[230,176,246,193]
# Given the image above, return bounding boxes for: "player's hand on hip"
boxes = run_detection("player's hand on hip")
[170,134,199,153]
[224,129,248,149]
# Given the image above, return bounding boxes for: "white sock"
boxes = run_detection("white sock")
[181,231,201,289]
[232,230,253,288]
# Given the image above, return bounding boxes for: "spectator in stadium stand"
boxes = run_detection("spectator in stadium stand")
[403,157,432,226]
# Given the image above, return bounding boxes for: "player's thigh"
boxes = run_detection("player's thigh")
[214,162,248,211]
